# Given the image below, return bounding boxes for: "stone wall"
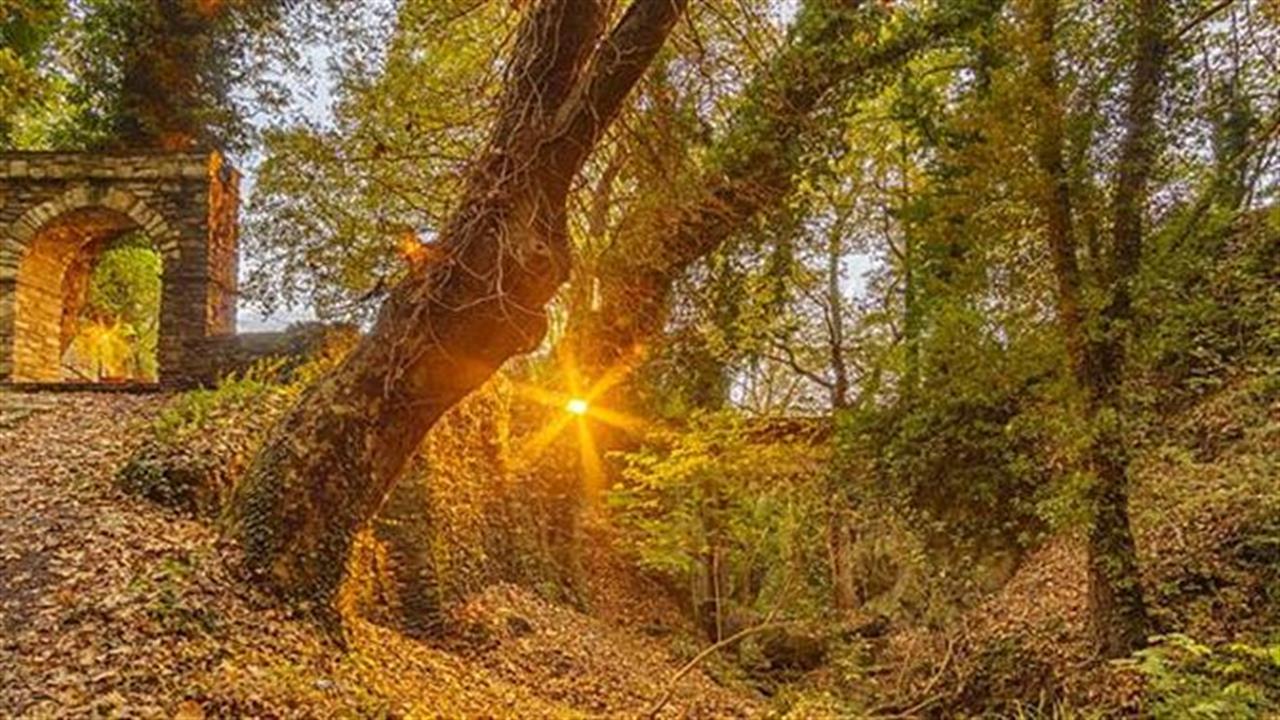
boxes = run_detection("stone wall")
[198,324,359,382]
[0,151,240,385]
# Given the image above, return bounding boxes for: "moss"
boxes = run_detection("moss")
[118,446,223,516]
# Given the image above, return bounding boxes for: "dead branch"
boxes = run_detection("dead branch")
[644,619,798,719]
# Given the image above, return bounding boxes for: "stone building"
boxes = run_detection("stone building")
[0,150,239,385]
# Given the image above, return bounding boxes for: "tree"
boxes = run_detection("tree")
[0,0,67,146]
[1030,0,1171,656]
[243,0,521,320]
[229,0,687,604]
[564,0,1003,390]
[558,0,1001,612]
[65,0,313,150]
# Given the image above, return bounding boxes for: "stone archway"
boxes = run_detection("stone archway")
[0,151,239,385]
[5,194,174,382]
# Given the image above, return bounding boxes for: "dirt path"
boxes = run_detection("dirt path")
[0,393,175,715]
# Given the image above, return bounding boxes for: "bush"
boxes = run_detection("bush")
[117,357,315,516]
[1131,634,1280,719]
[1135,210,1280,409]
[833,339,1067,613]
[610,412,829,636]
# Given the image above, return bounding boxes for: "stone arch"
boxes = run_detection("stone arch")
[0,185,181,274]
[1,191,175,382]
[0,150,241,385]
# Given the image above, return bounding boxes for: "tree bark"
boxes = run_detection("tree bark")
[113,0,211,149]
[1082,0,1169,659]
[828,501,857,611]
[1030,0,1087,381]
[897,140,921,402]
[1032,0,1168,658]
[828,219,850,411]
[368,463,443,639]
[228,0,686,605]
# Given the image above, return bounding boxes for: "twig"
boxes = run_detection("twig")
[644,619,796,719]
[869,628,962,719]
[1176,0,1237,40]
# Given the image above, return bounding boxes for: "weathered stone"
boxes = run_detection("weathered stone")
[0,150,240,386]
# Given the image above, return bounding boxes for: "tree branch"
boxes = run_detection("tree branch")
[645,619,798,718]
[543,0,689,186]
[493,0,608,143]
[570,0,1003,374]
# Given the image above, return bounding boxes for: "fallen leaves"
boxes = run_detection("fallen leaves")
[0,390,760,719]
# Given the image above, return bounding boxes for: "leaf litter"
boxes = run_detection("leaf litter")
[0,392,759,719]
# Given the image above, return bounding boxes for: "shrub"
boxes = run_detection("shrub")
[610,412,829,635]
[117,356,318,516]
[1131,634,1280,719]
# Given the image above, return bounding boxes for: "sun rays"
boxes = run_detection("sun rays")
[508,349,645,496]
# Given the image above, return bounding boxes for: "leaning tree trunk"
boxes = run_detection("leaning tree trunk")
[557,0,1002,430]
[228,0,686,605]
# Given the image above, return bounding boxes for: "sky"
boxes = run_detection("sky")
[234,2,395,333]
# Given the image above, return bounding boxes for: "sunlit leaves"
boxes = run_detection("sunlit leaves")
[243,0,518,319]
[64,233,162,381]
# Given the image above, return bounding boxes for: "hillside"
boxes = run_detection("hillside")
[3,365,1278,718]
[0,392,758,719]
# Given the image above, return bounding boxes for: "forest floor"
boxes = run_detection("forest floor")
[3,380,1276,718]
[783,378,1280,717]
[0,391,758,719]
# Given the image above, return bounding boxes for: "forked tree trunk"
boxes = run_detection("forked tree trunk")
[1031,0,1168,657]
[1083,0,1169,658]
[228,0,686,605]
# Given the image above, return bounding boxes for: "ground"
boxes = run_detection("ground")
[0,392,758,719]
[4,380,1275,718]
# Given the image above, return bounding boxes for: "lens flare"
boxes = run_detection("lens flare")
[566,398,589,415]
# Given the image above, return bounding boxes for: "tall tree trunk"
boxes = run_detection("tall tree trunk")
[824,208,857,611]
[114,0,215,149]
[827,209,851,411]
[228,0,686,605]
[1082,0,1169,659]
[1032,0,1168,657]
[898,141,921,402]
[1030,0,1087,375]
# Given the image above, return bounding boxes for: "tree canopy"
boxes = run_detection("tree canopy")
[5,0,1280,715]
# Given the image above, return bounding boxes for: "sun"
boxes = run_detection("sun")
[506,347,647,499]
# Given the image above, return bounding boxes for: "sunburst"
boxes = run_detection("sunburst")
[509,346,646,496]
